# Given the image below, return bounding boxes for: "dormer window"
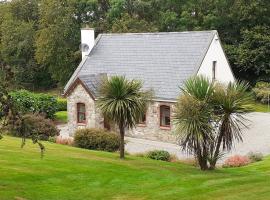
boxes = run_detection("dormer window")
[212,61,217,81]
[77,103,86,124]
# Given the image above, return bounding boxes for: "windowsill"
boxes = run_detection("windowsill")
[138,123,147,127]
[77,123,86,126]
[160,126,171,130]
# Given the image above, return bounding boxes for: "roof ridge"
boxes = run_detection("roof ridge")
[99,30,217,36]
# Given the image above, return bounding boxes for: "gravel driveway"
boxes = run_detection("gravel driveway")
[58,112,270,160]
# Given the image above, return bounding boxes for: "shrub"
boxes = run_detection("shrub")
[57,98,67,111]
[253,82,270,104]
[12,113,60,141]
[74,128,120,152]
[48,136,57,143]
[223,155,250,168]
[146,150,171,161]
[10,90,58,119]
[247,152,263,162]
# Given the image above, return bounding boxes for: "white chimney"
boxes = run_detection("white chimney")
[80,28,95,59]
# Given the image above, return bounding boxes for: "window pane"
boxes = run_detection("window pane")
[160,106,170,126]
[78,113,85,122]
[78,104,85,112]
[77,103,86,123]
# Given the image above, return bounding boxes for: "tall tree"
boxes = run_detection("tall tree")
[0,0,53,89]
[97,76,152,159]
[35,0,80,86]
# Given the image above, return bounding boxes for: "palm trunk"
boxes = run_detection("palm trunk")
[209,117,228,169]
[195,141,209,170]
[119,124,125,159]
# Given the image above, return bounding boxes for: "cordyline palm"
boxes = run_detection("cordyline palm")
[174,76,215,170]
[97,76,152,159]
[209,81,252,169]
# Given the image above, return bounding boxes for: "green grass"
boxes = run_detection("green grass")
[251,101,270,112]
[54,111,67,123]
[1,136,270,200]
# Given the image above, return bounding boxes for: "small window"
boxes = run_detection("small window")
[212,61,217,81]
[139,112,146,124]
[77,103,86,123]
[160,105,170,127]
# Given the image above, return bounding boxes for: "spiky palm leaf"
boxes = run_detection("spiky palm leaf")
[213,81,253,151]
[174,76,215,170]
[97,76,152,129]
[97,76,152,158]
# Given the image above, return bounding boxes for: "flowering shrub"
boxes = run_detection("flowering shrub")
[223,155,251,168]
[56,136,74,146]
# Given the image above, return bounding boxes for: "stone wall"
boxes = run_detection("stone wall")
[126,101,177,143]
[67,83,177,143]
[67,83,104,136]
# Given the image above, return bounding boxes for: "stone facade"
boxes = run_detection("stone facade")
[67,83,177,143]
[67,84,104,136]
[126,102,177,143]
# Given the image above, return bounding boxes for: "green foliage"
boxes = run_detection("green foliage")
[253,81,270,104]
[12,113,60,141]
[146,150,171,161]
[174,76,252,170]
[54,111,68,123]
[247,152,263,162]
[97,76,152,158]
[35,0,80,85]
[57,98,67,111]
[10,90,58,119]
[74,128,120,152]
[1,0,270,87]
[0,0,54,89]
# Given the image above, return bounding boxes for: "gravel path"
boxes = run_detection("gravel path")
[58,112,270,160]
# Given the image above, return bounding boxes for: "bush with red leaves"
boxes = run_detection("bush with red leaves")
[223,155,251,168]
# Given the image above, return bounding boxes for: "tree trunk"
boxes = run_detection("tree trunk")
[209,117,228,169]
[195,144,209,170]
[119,124,125,159]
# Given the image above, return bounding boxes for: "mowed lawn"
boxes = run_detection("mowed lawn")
[0,136,270,200]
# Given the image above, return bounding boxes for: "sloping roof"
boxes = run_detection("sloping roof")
[64,73,106,99]
[64,31,217,101]
[78,73,106,98]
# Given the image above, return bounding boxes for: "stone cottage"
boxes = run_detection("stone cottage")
[64,29,235,142]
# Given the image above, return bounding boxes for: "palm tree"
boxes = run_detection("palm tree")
[97,76,152,159]
[175,76,252,170]
[209,81,252,169]
[174,76,215,170]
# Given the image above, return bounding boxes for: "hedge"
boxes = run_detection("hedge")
[74,128,120,152]
[57,98,67,111]
[253,82,270,104]
[10,90,58,119]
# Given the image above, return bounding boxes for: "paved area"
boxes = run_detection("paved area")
[58,112,270,160]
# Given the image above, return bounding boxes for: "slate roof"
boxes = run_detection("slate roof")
[78,73,106,98]
[64,31,217,101]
